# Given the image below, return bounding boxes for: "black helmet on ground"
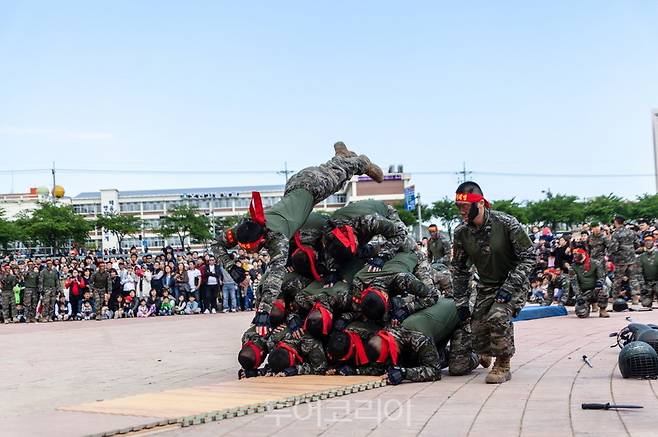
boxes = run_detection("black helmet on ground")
[618,341,658,379]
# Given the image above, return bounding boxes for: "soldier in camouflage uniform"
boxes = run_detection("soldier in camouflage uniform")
[266,334,329,376]
[452,182,534,384]
[637,234,658,309]
[325,320,381,375]
[570,248,608,317]
[238,305,292,378]
[607,216,640,304]
[1,264,18,323]
[542,267,570,306]
[213,143,383,336]
[426,224,453,296]
[587,223,609,266]
[23,261,40,322]
[359,326,443,384]
[38,259,60,322]
[90,263,111,320]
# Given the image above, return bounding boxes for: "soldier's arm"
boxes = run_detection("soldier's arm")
[595,262,605,287]
[500,219,535,299]
[258,232,289,313]
[211,227,239,270]
[403,336,442,382]
[355,215,411,260]
[297,336,328,375]
[452,227,472,308]
[441,236,453,264]
[390,273,438,314]
[607,234,619,259]
[355,363,387,376]
[38,272,44,293]
[636,256,646,291]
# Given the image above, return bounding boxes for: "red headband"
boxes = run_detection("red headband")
[239,236,266,253]
[331,225,357,255]
[249,191,266,226]
[272,299,286,314]
[376,330,399,365]
[573,248,591,272]
[304,302,333,335]
[340,331,369,365]
[455,192,490,208]
[360,287,390,312]
[243,341,263,369]
[277,342,304,367]
[225,228,237,246]
[293,231,322,281]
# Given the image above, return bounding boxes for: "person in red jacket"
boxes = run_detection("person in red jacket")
[64,269,86,315]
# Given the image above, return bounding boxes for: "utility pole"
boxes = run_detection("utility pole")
[277,162,294,184]
[51,161,56,192]
[458,162,472,183]
[652,109,658,193]
[416,193,422,241]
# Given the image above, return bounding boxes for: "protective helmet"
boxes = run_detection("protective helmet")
[636,329,658,354]
[575,299,590,318]
[618,341,658,379]
[612,298,628,312]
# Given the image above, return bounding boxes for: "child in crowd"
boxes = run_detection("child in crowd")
[159,296,173,316]
[54,294,72,321]
[113,295,126,319]
[136,299,153,318]
[146,289,160,315]
[123,292,136,317]
[79,300,95,320]
[174,294,187,315]
[184,295,200,315]
[14,303,27,323]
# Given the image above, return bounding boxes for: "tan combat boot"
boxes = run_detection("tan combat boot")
[485,356,511,384]
[590,303,598,313]
[631,295,640,305]
[479,354,493,368]
[599,306,610,318]
[333,142,384,183]
[333,141,358,158]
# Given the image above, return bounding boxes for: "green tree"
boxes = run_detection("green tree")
[582,194,629,224]
[526,193,584,230]
[0,208,22,252]
[631,194,658,220]
[393,202,432,227]
[490,199,528,224]
[158,205,212,249]
[430,198,461,240]
[20,202,92,252]
[96,213,142,251]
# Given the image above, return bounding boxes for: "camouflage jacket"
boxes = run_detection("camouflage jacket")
[608,227,638,265]
[548,273,570,294]
[89,270,110,292]
[427,234,451,265]
[356,326,442,382]
[24,270,39,289]
[638,250,658,285]
[0,273,18,291]
[587,233,608,262]
[452,209,534,308]
[38,268,60,290]
[280,335,328,376]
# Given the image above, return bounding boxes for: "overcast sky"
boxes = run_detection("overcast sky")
[1,1,658,204]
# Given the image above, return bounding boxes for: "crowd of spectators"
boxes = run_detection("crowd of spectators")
[0,245,269,323]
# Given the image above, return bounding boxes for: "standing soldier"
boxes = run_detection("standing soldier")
[570,248,608,318]
[1,264,18,323]
[38,259,60,322]
[23,261,40,323]
[427,224,451,266]
[607,216,640,304]
[452,182,534,384]
[587,223,608,266]
[637,234,658,309]
[90,262,111,320]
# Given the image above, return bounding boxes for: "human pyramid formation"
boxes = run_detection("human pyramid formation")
[213,142,533,385]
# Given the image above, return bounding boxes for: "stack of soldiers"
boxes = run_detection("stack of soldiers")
[217,145,532,385]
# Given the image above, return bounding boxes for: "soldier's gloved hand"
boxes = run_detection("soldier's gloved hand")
[391,296,410,322]
[252,312,270,336]
[339,365,355,376]
[322,272,342,288]
[239,368,261,379]
[457,306,471,323]
[283,366,298,377]
[357,244,377,259]
[387,366,406,385]
[495,289,513,304]
[332,318,348,332]
[287,314,304,338]
[366,257,386,272]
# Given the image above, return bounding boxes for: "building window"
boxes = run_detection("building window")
[73,203,100,214]
[142,201,164,212]
[119,202,141,212]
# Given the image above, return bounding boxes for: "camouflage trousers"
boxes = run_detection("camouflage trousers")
[40,287,57,321]
[471,286,516,358]
[576,287,608,309]
[612,263,640,297]
[284,154,369,204]
[1,288,15,321]
[430,261,453,297]
[641,281,658,308]
[23,287,38,321]
[92,288,107,319]
[448,324,479,376]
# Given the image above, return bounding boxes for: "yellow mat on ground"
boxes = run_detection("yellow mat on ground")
[59,375,385,434]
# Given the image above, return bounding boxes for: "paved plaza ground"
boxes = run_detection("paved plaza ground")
[3,308,657,437]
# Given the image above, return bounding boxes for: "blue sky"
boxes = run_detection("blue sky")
[1,1,657,204]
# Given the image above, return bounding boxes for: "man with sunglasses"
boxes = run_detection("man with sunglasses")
[452,181,534,384]
[213,142,383,336]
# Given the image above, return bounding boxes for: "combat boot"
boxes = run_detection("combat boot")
[599,307,610,318]
[590,303,598,313]
[333,141,357,158]
[631,295,640,306]
[485,356,511,384]
[359,155,384,183]
[479,354,492,368]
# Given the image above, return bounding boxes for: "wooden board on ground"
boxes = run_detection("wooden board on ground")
[59,375,384,421]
